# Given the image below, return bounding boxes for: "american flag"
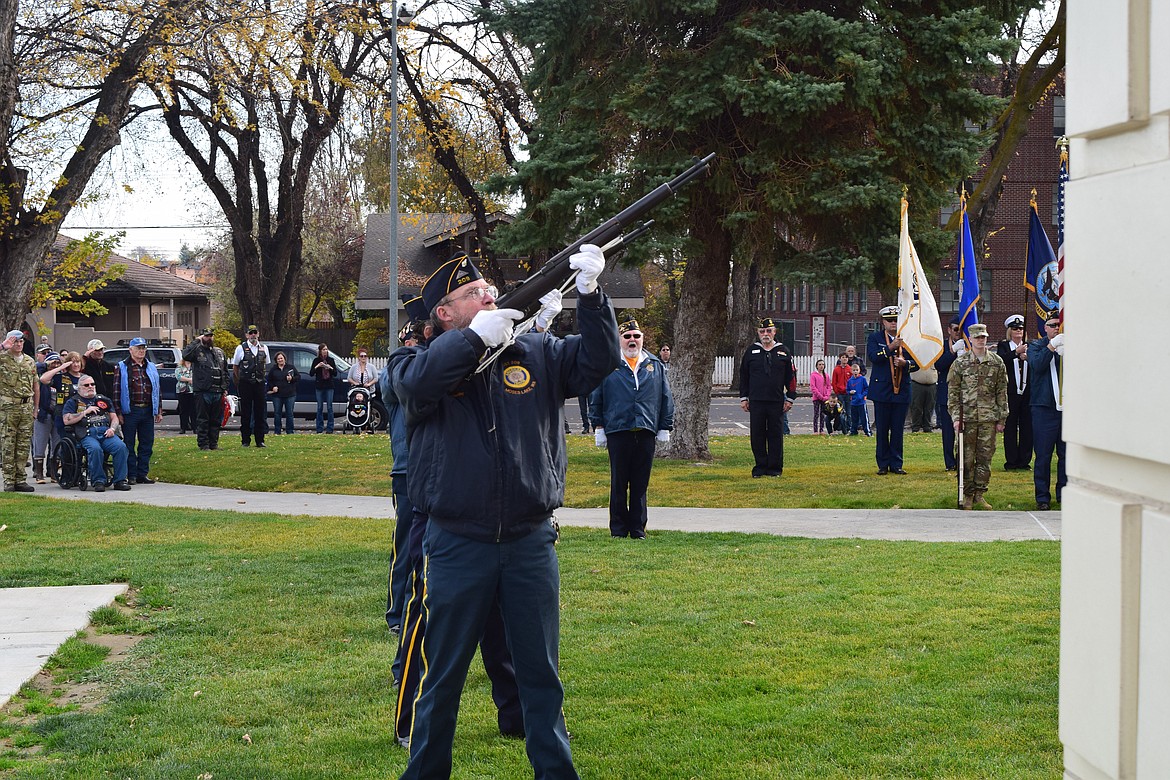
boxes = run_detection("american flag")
[1056,142,1068,324]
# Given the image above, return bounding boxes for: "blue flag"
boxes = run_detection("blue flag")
[956,201,980,343]
[1023,204,1058,337]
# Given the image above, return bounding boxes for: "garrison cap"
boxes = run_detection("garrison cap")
[421,253,484,313]
[968,323,989,338]
[1004,315,1025,329]
[879,305,899,321]
[758,317,776,329]
[618,318,641,334]
[403,296,428,323]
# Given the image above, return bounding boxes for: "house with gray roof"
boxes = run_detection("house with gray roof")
[356,212,645,329]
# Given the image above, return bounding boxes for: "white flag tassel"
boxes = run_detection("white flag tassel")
[896,197,945,369]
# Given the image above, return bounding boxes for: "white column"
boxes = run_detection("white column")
[1062,1,1170,779]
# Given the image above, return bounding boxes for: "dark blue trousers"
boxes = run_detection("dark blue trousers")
[936,396,956,469]
[748,400,785,476]
[873,401,909,471]
[387,476,414,631]
[121,406,154,480]
[401,522,576,780]
[1031,406,1066,504]
[605,429,656,538]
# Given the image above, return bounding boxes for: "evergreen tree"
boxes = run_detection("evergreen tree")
[493,0,1032,458]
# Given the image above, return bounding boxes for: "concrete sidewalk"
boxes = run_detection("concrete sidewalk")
[41,480,1062,542]
[0,584,128,709]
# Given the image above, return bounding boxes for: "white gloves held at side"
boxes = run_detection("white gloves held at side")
[534,290,563,331]
[595,428,669,446]
[569,244,605,295]
[469,308,523,348]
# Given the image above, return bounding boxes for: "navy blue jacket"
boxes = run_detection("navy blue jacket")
[380,357,416,480]
[1028,337,1062,410]
[934,339,960,404]
[588,352,674,433]
[866,328,919,404]
[393,290,620,543]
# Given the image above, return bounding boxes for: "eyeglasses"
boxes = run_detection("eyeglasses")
[1045,322,1060,328]
[446,285,497,304]
[622,333,642,340]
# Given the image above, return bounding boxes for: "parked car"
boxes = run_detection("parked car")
[102,343,183,412]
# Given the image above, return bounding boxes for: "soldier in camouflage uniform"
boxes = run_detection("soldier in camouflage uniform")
[947,323,1008,510]
[1,329,40,491]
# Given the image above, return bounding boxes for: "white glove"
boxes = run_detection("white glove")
[469,308,523,348]
[569,244,605,295]
[534,290,563,330]
[1050,333,1064,356]
[656,430,670,443]
[594,428,607,447]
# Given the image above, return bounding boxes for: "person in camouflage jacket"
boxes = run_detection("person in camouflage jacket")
[1,329,40,491]
[947,323,1008,509]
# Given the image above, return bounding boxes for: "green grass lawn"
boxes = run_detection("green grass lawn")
[0,496,1061,778]
[146,431,1054,510]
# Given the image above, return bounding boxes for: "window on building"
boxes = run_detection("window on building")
[846,289,856,312]
[1052,96,1066,137]
[834,289,843,313]
[859,286,868,312]
[799,284,807,312]
[818,287,826,311]
[938,269,993,313]
[789,285,797,311]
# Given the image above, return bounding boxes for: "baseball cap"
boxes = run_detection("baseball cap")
[129,337,147,347]
[87,338,106,350]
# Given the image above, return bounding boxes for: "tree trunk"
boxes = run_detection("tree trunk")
[661,190,732,461]
[727,259,759,395]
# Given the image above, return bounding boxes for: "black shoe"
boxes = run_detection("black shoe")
[114,481,132,491]
[93,483,106,492]
[136,476,156,484]
[13,483,35,493]
[765,470,782,477]
[199,445,209,451]
[256,442,266,448]
[210,444,219,450]
[891,468,908,475]
[946,466,957,471]
[242,441,250,447]
[1036,502,1051,511]
[876,468,888,475]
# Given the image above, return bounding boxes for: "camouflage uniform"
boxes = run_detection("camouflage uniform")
[0,350,38,490]
[947,350,1008,505]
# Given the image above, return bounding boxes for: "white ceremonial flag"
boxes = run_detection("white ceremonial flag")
[896,196,945,368]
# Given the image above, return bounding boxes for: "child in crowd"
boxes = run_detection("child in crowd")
[846,363,871,436]
[822,395,845,435]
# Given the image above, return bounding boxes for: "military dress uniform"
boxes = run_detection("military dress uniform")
[867,314,920,474]
[996,331,1033,470]
[947,347,1008,508]
[739,333,797,477]
[0,346,38,491]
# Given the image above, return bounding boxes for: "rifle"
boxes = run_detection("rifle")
[494,153,716,315]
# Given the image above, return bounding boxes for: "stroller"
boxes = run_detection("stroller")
[345,386,374,433]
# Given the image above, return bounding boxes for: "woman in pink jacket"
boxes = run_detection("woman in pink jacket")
[809,358,833,435]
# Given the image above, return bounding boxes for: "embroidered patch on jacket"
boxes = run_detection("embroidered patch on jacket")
[503,363,534,394]
[645,363,654,373]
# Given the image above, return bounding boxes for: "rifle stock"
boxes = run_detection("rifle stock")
[495,153,716,314]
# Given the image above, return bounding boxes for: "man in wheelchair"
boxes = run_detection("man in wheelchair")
[60,374,131,492]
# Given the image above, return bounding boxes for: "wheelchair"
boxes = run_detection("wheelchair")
[53,429,114,491]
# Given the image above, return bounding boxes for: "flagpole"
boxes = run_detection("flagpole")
[1024,187,1037,337]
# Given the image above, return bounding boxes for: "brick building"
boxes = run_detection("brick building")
[756,73,1066,357]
